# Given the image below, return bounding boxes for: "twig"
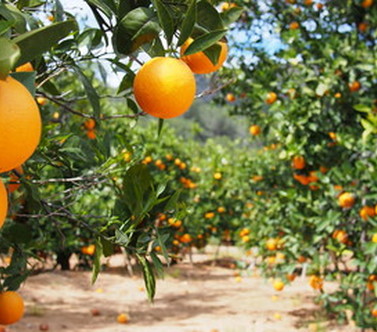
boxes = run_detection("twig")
[195,79,236,99]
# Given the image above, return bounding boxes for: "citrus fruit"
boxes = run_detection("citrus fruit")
[292,155,306,169]
[133,57,196,119]
[7,166,23,193]
[265,92,278,104]
[0,291,25,325]
[180,38,228,74]
[338,192,355,208]
[0,76,41,173]
[249,125,261,136]
[15,62,34,72]
[0,179,7,228]
[273,280,285,291]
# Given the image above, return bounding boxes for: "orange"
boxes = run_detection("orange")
[334,92,342,98]
[205,212,215,219]
[273,280,285,291]
[348,81,361,92]
[217,206,226,213]
[180,38,228,74]
[361,0,373,8]
[265,92,278,104]
[304,0,313,5]
[180,233,192,243]
[292,155,306,170]
[86,130,96,140]
[309,275,323,290]
[332,230,348,244]
[15,62,34,72]
[285,0,296,3]
[117,313,129,324]
[226,93,236,102]
[81,244,96,255]
[316,3,324,9]
[0,291,25,325]
[0,76,41,173]
[358,22,369,32]
[338,192,355,208]
[359,206,375,220]
[249,125,261,136]
[266,238,277,251]
[0,179,7,228]
[289,22,300,30]
[214,172,222,180]
[328,132,337,141]
[133,57,196,119]
[221,2,237,10]
[372,233,377,243]
[36,97,47,106]
[7,166,23,193]
[297,255,307,263]
[84,119,96,130]
[372,308,377,317]
[287,274,296,282]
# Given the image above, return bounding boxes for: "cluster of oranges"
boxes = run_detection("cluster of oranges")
[0,62,42,325]
[133,37,228,119]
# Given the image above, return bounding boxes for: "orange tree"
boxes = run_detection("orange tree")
[0,0,244,320]
[213,0,377,328]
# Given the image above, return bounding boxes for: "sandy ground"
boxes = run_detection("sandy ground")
[5,247,360,332]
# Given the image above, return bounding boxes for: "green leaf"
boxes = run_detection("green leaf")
[164,190,181,211]
[72,66,101,118]
[153,0,174,45]
[10,71,36,96]
[92,237,103,284]
[177,0,197,46]
[13,20,78,66]
[203,43,222,66]
[137,254,156,302]
[150,251,165,278]
[4,223,32,244]
[220,6,244,26]
[114,7,160,55]
[183,29,227,55]
[100,237,114,257]
[354,104,372,113]
[197,0,224,31]
[158,119,164,138]
[0,37,20,80]
[0,19,15,35]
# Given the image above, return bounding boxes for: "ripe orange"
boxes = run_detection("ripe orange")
[180,233,192,243]
[273,280,285,291]
[205,212,215,219]
[0,77,41,173]
[304,0,313,5]
[287,274,296,282]
[221,2,237,10]
[361,0,373,8]
[81,244,96,256]
[297,255,307,263]
[292,155,306,170]
[359,206,375,220]
[7,166,23,193]
[265,92,278,104]
[338,192,355,208]
[217,206,226,213]
[133,57,196,119]
[214,172,222,180]
[372,308,377,317]
[226,93,236,102]
[117,313,129,324]
[0,291,25,325]
[332,230,348,244]
[180,38,228,74]
[348,81,361,92]
[86,130,96,140]
[15,62,34,72]
[309,275,323,290]
[372,233,377,243]
[358,22,369,32]
[316,3,324,10]
[84,119,96,130]
[289,21,300,30]
[249,125,261,136]
[0,179,7,228]
[266,238,277,251]
[36,97,47,106]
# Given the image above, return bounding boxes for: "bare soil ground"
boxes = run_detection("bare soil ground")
[6,247,360,332]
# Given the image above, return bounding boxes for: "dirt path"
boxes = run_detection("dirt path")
[7,249,357,332]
